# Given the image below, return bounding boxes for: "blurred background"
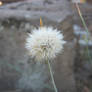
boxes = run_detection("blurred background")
[0,0,92,92]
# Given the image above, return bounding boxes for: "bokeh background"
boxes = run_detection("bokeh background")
[0,0,92,92]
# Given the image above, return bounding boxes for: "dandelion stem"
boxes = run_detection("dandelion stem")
[75,3,89,34]
[75,3,91,61]
[47,60,58,92]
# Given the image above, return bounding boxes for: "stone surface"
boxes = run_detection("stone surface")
[0,0,71,23]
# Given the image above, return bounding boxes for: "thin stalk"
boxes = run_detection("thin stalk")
[75,3,91,60]
[75,3,89,33]
[47,60,58,92]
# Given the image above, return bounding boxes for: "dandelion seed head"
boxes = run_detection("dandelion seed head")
[26,27,66,61]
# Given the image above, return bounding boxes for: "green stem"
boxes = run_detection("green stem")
[47,60,58,92]
[75,3,89,34]
[75,3,91,61]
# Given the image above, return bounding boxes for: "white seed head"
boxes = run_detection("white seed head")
[26,27,66,61]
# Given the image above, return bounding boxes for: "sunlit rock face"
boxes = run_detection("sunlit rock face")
[0,0,76,92]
